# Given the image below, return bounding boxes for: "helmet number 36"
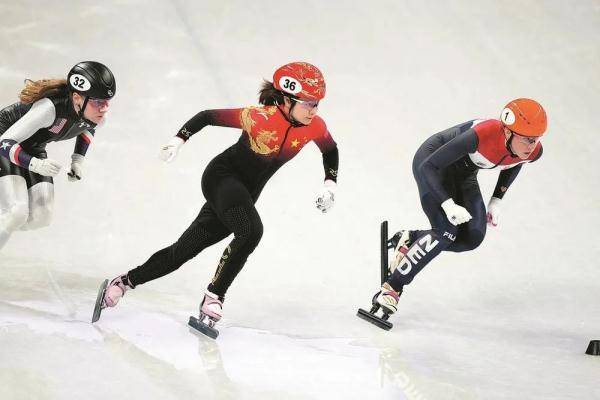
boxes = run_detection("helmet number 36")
[69,74,91,91]
[278,76,302,95]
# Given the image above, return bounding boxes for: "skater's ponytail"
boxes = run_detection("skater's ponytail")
[19,79,68,104]
[258,80,284,106]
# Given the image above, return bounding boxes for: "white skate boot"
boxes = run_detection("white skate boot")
[188,290,223,339]
[357,282,403,330]
[375,282,402,315]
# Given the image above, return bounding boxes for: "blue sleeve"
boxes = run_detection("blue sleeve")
[416,130,478,203]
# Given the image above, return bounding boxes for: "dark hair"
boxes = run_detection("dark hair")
[258,80,284,106]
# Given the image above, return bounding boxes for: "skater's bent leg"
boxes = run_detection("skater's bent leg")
[127,203,230,286]
[0,175,29,249]
[208,203,263,298]
[19,181,54,230]
[387,226,456,289]
[387,193,457,290]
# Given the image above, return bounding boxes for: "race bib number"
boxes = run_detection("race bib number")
[69,74,91,91]
[278,76,302,94]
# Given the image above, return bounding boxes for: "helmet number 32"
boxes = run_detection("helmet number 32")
[279,76,302,95]
[69,74,91,91]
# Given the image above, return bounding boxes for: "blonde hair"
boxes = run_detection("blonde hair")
[19,79,68,104]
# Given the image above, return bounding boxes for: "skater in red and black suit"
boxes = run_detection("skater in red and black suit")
[97,62,338,333]
[0,61,115,250]
[366,98,547,321]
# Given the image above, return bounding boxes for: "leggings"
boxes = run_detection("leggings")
[387,150,487,290]
[127,155,263,299]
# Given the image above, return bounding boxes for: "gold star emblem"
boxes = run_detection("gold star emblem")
[291,139,299,148]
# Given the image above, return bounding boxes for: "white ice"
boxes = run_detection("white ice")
[1,1,599,399]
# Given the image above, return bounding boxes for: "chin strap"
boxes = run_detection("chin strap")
[71,94,97,128]
[277,98,305,127]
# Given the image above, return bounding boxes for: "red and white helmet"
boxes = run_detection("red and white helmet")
[273,62,326,101]
[500,98,547,137]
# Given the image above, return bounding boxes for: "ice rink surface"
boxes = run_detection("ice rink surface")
[1,1,599,399]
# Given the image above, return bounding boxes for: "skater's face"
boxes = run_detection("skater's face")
[505,128,540,159]
[72,93,110,125]
[283,97,319,125]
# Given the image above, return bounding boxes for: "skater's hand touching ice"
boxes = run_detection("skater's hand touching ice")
[67,153,84,181]
[316,179,336,213]
[159,136,185,163]
[441,198,472,226]
[486,197,501,227]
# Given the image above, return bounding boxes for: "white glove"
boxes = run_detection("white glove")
[441,198,472,226]
[315,179,336,213]
[486,197,502,227]
[67,153,84,181]
[159,136,185,163]
[29,157,62,177]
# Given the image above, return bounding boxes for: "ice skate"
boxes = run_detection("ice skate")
[357,282,402,330]
[91,274,133,323]
[357,220,404,330]
[188,290,223,339]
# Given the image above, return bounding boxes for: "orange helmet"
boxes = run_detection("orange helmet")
[273,62,326,101]
[500,98,547,137]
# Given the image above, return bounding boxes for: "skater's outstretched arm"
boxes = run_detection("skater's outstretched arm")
[175,109,243,141]
[159,108,244,163]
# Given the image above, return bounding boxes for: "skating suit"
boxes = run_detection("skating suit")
[388,119,542,288]
[127,106,339,298]
[0,95,95,187]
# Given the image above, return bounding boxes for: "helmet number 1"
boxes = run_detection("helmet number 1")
[501,108,516,125]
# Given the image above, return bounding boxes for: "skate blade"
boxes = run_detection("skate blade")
[91,279,109,323]
[357,308,393,331]
[188,316,219,339]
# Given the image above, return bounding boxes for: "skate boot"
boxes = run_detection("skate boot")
[375,282,402,315]
[91,274,133,323]
[389,230,412,272]
[104,274,133,307]
[188,290,223,339]
[357,282,403,330]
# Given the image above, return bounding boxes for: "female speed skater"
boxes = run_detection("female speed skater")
[359,98,547,329]
[0,61,115,250]
[95,62,339,337]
